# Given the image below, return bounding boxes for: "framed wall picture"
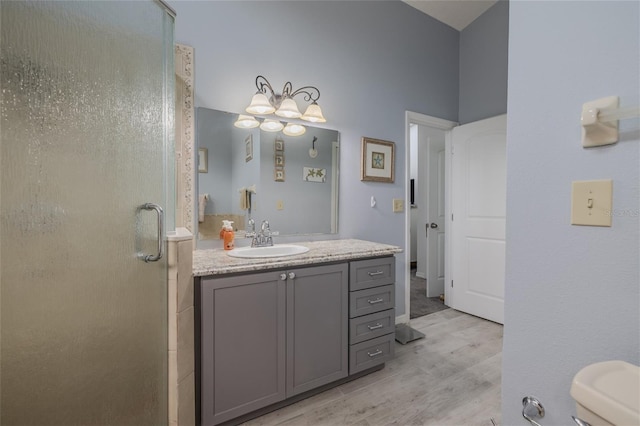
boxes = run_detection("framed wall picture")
[360,137,395,183]
[245,134,253,162]
[198,148,208,173]
[275,138,284,152]
[274,168,285,182]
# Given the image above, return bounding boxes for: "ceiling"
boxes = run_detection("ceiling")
[402,0,498,31]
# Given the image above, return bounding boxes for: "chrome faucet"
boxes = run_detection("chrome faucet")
[248,219,274,247]
[245,218,255,237]
[261,220,270,234]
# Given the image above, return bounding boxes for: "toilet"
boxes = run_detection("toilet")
[570,360,640,426]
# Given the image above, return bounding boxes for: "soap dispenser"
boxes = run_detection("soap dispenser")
[220,220,235,250]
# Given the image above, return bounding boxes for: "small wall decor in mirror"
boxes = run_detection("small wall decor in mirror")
[198,148,208,173]
[196,108,339,246]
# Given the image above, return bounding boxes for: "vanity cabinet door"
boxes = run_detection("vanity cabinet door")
[286,263,349,396]
[200,272,286,426]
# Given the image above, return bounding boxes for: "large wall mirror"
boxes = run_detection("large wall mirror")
[196,107,339,247]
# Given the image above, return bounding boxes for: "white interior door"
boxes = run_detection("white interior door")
[426,138,446,297]
[451,114,507,324]
[416,126,428,279]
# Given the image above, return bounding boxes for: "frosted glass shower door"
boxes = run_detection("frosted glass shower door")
[1,1,174,425]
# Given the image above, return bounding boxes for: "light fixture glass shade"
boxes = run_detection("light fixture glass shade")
[260,119,284,132]
[275,97,302,118]
[246,92,276,115]
[234,114,260,129]
[301,102,327,123]
[283,123,306,137]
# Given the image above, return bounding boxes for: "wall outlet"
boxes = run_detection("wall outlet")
[393,198,404,213]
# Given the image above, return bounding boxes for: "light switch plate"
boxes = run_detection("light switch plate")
[571,179,613,227]
[276,200,284,210]
[393,198,404,213]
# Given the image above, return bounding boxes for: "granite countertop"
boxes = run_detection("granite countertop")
[193,239,402,276]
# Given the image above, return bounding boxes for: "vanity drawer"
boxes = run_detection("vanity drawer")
[349,285,394,318]
[349,309,395,344]
[349,333,395,374]
[350,257,395,291]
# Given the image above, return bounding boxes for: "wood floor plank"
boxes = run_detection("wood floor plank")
[240,309,503,426]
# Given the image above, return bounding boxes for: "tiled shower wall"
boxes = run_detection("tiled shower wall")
[168,232,195,426]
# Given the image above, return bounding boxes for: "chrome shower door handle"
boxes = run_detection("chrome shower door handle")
[140,203,164,262]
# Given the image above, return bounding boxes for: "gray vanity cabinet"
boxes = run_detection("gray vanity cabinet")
[200,271,286,426]
[286,263,348,396]
[348,257,396,374]
[199,262,348,426]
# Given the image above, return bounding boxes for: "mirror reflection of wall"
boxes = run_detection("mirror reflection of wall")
[259,128,336,235]
[196,107,339,246]
[196,108,259,240]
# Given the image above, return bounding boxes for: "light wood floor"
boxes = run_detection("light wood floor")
[243,309,503,426]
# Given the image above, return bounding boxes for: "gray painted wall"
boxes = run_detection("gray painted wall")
[503,2,639,424]
[172,0,460,317]
[458,0,509,124]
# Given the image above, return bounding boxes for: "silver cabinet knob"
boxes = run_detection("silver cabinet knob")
[280,273,287,281]
[288,272,296,280]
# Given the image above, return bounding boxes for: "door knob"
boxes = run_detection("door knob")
[288,272,296,280]
[430,223,438,229]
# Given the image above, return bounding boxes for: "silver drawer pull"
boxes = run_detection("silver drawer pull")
[367,270,384,277]
[367,298,384,305]
[367,323,384,330]
[367,349,383,358]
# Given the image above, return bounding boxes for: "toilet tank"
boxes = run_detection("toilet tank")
[570,360,640,426]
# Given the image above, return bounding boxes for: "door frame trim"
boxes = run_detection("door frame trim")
[399,111,457,325]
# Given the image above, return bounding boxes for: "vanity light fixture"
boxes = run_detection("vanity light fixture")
[259,119,284,132]
[245,75,327,123]
[283,123,306,137]
[233,114,260,129]
[235,76,326,133]
[233,114,305,135]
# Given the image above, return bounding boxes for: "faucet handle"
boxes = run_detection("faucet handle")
[261,220,271,233]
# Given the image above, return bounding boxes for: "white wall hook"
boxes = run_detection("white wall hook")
[370,196,376,207]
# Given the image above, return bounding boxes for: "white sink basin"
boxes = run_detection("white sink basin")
[226,244,310,259]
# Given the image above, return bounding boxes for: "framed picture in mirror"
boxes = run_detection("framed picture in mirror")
[198,148,208,173]
[275,153,285,167]
[275,168,285,182]
[245,135,253,162]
